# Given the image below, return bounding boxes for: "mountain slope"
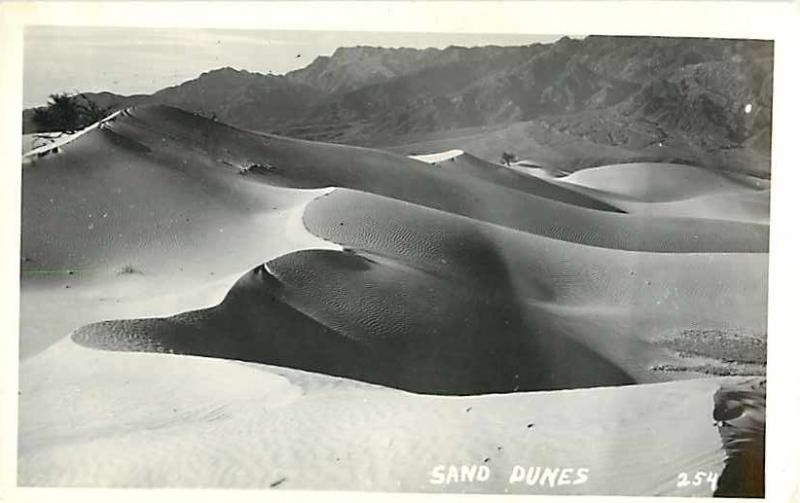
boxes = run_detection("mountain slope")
[151,67,324,129]
[23,36,773,176]
[285,44,545,95]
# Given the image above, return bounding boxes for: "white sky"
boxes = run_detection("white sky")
[23,26,563,108]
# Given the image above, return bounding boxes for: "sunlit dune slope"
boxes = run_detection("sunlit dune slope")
[543,163,770,224]
[561,163,765,202]
[23,116,304,273]
[20,337,738,495]
[618,190,769,224]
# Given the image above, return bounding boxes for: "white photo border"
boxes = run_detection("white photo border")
[1,2,797,502]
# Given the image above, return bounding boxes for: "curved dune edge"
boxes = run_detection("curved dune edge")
[70,256,641,395]
[19,105,768,493]
[22,109,123,159]
[434,152,626,213]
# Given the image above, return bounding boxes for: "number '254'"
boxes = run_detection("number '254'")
[677,471,719,490]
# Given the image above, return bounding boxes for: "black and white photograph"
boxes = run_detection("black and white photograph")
[2,2,795,500]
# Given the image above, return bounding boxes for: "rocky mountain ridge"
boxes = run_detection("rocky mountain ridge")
[23,35,774,175]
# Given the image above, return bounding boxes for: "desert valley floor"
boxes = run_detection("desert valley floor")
[18,105,767,496]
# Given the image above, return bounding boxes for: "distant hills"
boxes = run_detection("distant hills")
[23,35,774,176]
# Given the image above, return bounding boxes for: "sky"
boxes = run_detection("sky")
[23,26,563,108]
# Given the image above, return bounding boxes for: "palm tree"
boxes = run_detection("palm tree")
[32,93,110,133]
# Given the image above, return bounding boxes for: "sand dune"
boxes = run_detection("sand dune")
[304,189,767,328]
[302,188,766,381]
[18,105,768,493]
[536,163,771,224]
[614,190,770,224]
[561,162,764,202]
[74,252,637,394]
[20,106,339,355]
[47,106,764,254]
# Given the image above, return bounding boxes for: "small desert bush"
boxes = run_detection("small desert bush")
[117,264,143,276]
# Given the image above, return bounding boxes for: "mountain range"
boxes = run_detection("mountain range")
[23,35,774,176]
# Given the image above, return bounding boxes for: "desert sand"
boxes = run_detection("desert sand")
[19,105,768,495]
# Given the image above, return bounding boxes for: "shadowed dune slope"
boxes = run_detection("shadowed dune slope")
[432,153,624,213]
[74,252,637,395]
[71,264,374,383]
